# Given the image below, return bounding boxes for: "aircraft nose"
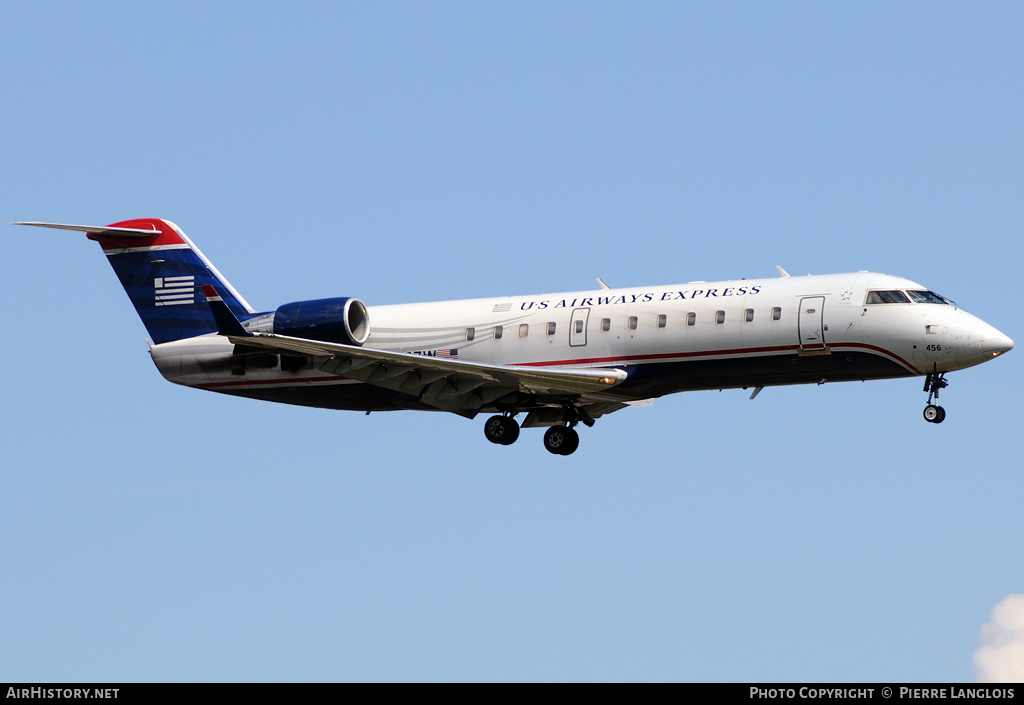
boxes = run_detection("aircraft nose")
[979,327,1013,358]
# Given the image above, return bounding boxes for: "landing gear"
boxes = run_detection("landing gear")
[543,425,580,455]
[483,415,520,445]
[922,371,949,424]
[483,404,588,455]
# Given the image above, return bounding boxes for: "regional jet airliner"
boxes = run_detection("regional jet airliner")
[15,219,1013,455]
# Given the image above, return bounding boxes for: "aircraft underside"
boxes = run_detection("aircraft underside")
[212,348,913,413]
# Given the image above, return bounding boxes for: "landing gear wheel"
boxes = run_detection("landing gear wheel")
[560,427,579,455]
[484,415,520,445]
[923,405,946,424]
[543,426,580,455]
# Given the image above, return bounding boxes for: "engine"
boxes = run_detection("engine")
[247,297,370,346]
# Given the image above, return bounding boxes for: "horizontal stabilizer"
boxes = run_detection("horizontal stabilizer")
[12,221,161,237]
[16,217,255,343]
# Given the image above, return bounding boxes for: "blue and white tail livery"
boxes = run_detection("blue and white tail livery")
[18,218,254,344]
[15,218,1014,454]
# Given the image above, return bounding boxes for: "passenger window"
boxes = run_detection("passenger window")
[547,322,556,335]
[466,327,475,341]
[866,290,911,304]
[687,312,696,326]
[716,310,725,324]
[519,323,529,337]
[574,320,584,334]
[627,316,638,330]
[772,307,781,321]
[745,309,754,323]
[601,318,611,332]
[494,325,503,340]
[657,314,667,328]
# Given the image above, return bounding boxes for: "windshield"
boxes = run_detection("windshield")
[865,289,956,306]
[865,290,911,304]
[906,290,954,305]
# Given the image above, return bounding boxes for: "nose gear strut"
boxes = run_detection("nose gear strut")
[922,370,949,424]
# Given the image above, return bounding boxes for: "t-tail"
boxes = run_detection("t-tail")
[13,219,254,343]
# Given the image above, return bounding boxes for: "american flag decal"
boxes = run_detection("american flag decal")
[436,348,458,359]
[154,275,195,306]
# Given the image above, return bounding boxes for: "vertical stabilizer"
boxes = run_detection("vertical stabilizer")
[15,218,254,344]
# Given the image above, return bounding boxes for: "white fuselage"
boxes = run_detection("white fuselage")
[149,271,1012,411]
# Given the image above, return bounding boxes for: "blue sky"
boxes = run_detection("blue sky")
[1,1,1021,682]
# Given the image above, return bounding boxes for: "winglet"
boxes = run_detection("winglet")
[203,285,250,337]
[596,277,610,290]
[776,266,790,278]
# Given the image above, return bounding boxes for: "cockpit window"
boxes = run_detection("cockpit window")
[866,290,911,304]
[906,290,953,305]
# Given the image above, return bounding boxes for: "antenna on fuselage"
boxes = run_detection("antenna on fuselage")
[596,278,610,290]
[776,266,790,278]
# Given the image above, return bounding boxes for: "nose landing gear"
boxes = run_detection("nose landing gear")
[923,371,949,424]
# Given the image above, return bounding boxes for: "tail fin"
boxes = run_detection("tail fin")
[15,218,254,344]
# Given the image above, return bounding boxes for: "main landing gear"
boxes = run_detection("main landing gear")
[482,406,590,455]
[483,414,520,445]
[922,371,949,424]
[543,425,579,456]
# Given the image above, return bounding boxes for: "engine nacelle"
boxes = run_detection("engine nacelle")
[270,297,370,346]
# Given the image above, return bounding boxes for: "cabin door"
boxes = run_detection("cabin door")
[798,296,826,351]
[570,308,590,347]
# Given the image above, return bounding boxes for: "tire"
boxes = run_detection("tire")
[923,405,941,423]
[543,426,580,455]
[560,427,580,455]
[484,415,512,444]
[501,418,520,445]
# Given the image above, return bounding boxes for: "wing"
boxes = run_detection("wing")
[227,333,630,419]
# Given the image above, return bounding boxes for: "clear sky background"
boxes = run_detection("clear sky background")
[1,1,1021,682]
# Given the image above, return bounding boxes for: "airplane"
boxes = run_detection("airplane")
[15,218,1014,455]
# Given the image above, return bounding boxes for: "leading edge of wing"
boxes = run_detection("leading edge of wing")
[226,333,627,396]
